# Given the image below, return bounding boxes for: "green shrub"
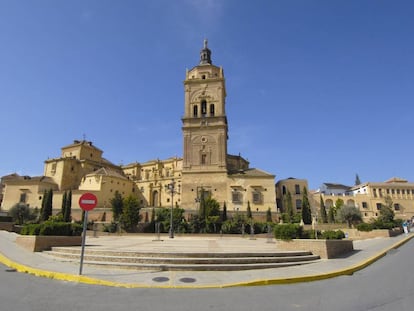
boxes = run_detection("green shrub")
[20,222,82,236]
[274,224,302,240]
[356,223,373,232]
[301,229,322,239]
[20,223,42,235]
[103,222,118,233]
[371,220,394,230]
[0,216,13,222]
[321,230,345,240]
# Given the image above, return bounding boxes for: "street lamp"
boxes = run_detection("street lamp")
[165,179,180,238]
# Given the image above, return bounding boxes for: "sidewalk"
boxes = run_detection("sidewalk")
[0,231,412,289]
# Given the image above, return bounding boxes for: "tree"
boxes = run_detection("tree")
[41,189,53,221]
[284,191,294,223]
[222,202,227,222]
[328,206,335,223]
[337,205,362,228]
[61,191,67,215]
[301,187,312,224]
[120,195,141,232]
[355,174,361,185]
[319,195,328,223]
[379,195,395,223]
[266,207,272,222]
[246,201,252,219]
[9,203,31,225]
[63,190,72,222]
[110,191,123,222]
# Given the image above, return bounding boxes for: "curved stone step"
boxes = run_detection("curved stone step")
[43,247,321,271]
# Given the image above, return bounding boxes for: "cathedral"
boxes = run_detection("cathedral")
[0,41,277,221]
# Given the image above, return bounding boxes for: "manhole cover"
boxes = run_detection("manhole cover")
[5,269,17,272]
[152,277,170,282]
[179,277,196,283]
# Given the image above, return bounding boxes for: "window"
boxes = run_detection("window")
[394,203,400,211]
[282,186,286,195]
[193,105,198,117]
[201,154,207,165]
[19,193,27,203]
[362,202,368,208]
[201,100,207,116]
[295,185,300,195]
[232,191,242,203]
[296,199,302,209]
[210,104,215,116]
[252,191,262,204]
[373,189,377,197]
[376,203,382,210]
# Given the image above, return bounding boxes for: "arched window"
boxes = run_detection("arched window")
[210,104,215,116]
[201,100,207,117]
[193,105,198,117]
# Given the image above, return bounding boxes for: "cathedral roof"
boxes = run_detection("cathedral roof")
[229,168,275,178]
[85,167,128,180]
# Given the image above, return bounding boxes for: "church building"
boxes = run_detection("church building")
[0,41,277,220]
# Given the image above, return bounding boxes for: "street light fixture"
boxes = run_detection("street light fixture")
[165,179,180,238]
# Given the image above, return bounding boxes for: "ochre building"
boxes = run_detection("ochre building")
[0,41,277,221]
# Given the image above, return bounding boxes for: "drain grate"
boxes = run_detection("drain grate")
[5,269,17,272]
[152,276,170,282]
[179,277,196,283]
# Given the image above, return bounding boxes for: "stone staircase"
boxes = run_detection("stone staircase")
[44,247,320,271]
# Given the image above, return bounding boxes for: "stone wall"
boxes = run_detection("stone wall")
[16,235,82,252]
[277,239,354,259]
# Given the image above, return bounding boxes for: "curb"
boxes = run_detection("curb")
[1,234,412,289]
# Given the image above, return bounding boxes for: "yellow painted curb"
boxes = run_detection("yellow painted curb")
[223,234,414,288]
[1,234,412,289]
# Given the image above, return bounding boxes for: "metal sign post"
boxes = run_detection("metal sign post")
[79,210,88,275]
[78,192,98,275]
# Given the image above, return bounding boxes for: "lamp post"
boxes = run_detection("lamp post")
[165,179,180,239]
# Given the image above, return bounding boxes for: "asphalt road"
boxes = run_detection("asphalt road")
[1,238,413,311]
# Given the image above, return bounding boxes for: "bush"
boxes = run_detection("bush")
[301,229,322,239]
[20,223,42,235]
[103,222,118,233]
[371,220,395,230]
[274,224,302,240]
[20,222,82,236]
[0,216,13,222]
[356,223,373,232]
[321,230,345,240]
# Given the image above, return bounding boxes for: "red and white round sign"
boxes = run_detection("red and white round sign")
[78,193,98,211]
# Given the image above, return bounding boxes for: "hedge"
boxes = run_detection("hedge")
[20,222,82,236]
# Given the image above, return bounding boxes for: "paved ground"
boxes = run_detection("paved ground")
[0,230,412,289]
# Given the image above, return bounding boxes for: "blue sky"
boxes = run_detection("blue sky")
[0,0,413,190]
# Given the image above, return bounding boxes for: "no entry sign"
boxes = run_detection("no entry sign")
[78,192,98,211]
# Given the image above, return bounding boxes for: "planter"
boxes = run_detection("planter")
[344,228,402,239]
[16,235,82,252]
[277,239,354,259]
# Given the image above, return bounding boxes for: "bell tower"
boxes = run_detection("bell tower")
[181,40,229,209]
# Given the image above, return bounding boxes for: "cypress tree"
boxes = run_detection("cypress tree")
[41,189,53,221]
[246,201,252,219]
[355,174,361,185]
[222,202,227,222]
[320,195,328,223]
[64,190,72,222]
[266,207,272,222]
[61,191,67,215]
[301,187,312,224]
[40,189,47,221]
[285,191,294,222]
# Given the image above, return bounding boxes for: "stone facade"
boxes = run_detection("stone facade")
[0,41,277,220]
